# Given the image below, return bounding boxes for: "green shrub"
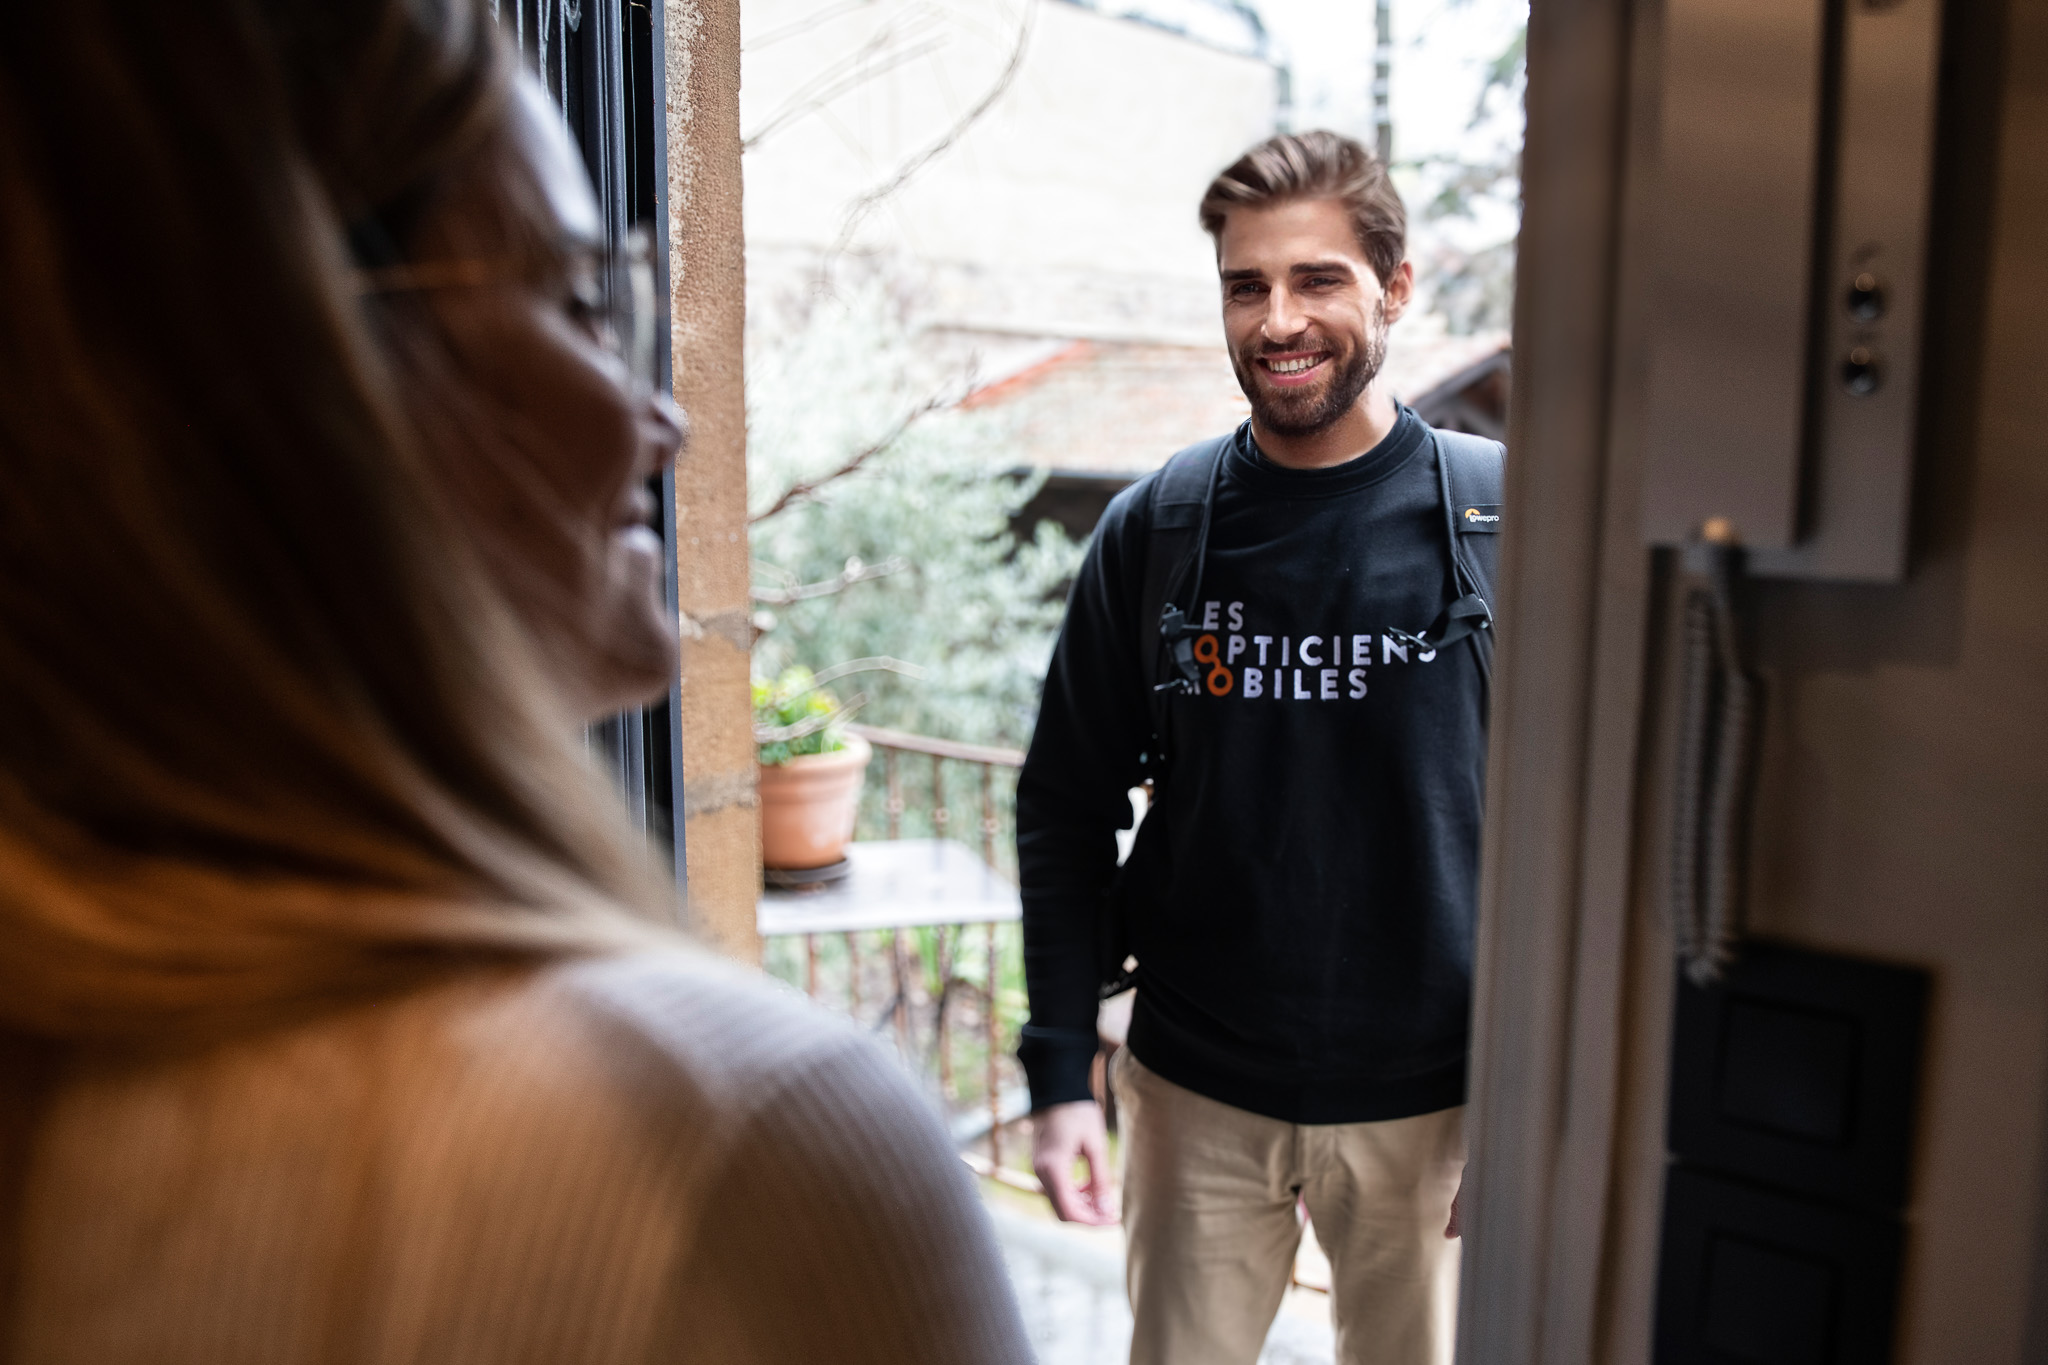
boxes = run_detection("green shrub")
[747,270,1085,751]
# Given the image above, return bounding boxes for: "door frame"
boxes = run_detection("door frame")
[1455,0,1678,1358]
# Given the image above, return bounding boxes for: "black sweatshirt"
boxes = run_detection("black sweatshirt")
[1016,408,1487,1124]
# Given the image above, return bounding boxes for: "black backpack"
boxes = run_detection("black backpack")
[1096,421,1506,997]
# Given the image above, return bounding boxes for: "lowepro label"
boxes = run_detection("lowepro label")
[1458,504,1504,533]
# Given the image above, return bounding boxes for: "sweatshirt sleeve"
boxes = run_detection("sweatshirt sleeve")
[1015,484,1155,1111]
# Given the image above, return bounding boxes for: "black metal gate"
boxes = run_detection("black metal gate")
[496,0,685,886]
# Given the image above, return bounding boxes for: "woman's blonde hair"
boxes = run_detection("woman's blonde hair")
[0,0,669,1043]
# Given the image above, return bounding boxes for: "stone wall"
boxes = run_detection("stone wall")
[664,0,759,961]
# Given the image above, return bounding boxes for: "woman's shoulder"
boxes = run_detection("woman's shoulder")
[433,946,926,1159]
[33,947,1025,1364]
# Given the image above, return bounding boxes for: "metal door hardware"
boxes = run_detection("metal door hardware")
[1641,0,1944,581]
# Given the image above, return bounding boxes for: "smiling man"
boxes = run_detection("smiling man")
[1016,132,1504,1365]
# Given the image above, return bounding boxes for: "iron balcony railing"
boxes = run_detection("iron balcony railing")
[758,728,1339,1294]
[759,723,1041,1191]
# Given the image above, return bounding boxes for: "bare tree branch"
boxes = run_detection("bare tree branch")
[748,395,945,525]
[750,555,909,605]
[753,658,923,744]
[742,22,950,151]
[827,0,1038,259]
[812,655,927,686]
[744,0,886,54]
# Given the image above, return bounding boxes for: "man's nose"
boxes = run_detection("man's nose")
[1262,286,1308,342]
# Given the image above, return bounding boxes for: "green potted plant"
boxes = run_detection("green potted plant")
[754,666,872,873]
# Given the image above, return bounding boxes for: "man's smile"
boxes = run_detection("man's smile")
[1257,351,1330,386]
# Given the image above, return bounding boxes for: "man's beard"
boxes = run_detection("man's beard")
[1231,303,1389,438]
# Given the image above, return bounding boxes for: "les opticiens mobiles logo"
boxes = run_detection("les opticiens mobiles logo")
[1181,601,1443,699]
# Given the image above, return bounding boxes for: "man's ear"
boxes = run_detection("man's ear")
[1381,260,1416,325]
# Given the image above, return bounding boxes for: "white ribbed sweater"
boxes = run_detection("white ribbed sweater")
[13,950,1034,1363]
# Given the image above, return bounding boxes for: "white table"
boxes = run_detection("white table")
[757,838,1021,937]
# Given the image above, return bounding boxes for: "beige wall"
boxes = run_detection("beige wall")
[666,0,759,961]
[1742,0,2048,1352]
[1460,0,2048,1358]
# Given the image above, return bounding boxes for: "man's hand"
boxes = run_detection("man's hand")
[1032,1100,1118,1225]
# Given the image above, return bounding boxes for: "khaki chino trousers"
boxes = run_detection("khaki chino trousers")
[1112,1049,1464,1365]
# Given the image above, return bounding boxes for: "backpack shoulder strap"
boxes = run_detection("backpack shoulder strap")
[1135,429,1236,766]
[1433,426,1507,607]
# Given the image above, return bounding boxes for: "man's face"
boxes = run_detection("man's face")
[1217,197,1412,437]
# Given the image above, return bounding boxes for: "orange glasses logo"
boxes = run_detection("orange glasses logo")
[1192,634,1234,696]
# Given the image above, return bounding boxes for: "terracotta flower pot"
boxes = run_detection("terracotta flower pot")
[758,735,872,871]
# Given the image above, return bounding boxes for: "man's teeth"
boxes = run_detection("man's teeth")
[1267,356,1323,374]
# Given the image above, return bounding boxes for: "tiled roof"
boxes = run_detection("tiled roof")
[965,340,1251,475]
[965,328,1512,476]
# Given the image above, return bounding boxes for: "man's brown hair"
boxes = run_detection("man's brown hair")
[1199,130,1407,286]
